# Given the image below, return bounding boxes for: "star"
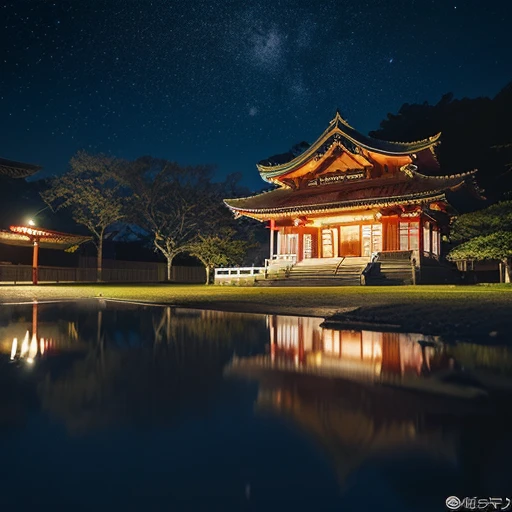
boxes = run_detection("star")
[0,0,509,192]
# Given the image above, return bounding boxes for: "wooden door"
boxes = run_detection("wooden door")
[340,225,360,256]
[322,229,334,258]
[362,224,382,257]
[303,234,313,259]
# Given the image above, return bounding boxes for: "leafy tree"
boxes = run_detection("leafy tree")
[188,229,249,284]
[447,201,512,282]
[41,151,126,280]
[120,157,221,281]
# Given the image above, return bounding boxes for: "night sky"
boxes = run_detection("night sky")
[1,0,511,190]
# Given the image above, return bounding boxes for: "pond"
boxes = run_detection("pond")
[0,300,511,511]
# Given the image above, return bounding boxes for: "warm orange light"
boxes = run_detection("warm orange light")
[29,334,38,359]
[20,331,29,357]
[10,338,17,360]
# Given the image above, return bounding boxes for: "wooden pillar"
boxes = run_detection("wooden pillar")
[269,219,275,260]
[297,226,304,263]
[418,216,424,256]
[32,238,39,285]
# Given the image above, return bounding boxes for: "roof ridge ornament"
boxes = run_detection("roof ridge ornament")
[400,164,418,177]
[331,109,354,130]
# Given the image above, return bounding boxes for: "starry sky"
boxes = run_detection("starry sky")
[1,0,511,190]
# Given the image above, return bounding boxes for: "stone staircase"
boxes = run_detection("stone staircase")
[258,257,368,286]
[364,251,416,285]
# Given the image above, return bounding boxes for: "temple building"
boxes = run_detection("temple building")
[224,112,481,284]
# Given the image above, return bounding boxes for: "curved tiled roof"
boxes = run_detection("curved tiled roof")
[0,157,41,178]
[257,111,441,180]
[0,226,91,250]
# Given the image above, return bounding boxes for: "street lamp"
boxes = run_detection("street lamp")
[26,205,50,227]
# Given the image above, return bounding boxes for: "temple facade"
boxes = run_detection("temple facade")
[224,112,481,284]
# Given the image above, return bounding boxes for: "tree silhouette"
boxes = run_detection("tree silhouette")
[370,82,512,201]
[41,151,126,280]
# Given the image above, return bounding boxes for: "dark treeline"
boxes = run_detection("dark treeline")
[370,82,512,200]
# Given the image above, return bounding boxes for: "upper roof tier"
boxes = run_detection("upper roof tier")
[257,111,441,182]
[0,157,41,178]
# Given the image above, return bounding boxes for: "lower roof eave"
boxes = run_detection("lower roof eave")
[229,193,448,220]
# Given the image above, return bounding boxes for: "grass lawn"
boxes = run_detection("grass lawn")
[1,283,511,340]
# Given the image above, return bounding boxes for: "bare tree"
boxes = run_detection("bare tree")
[41,151,126,281]
[121,157,220,281]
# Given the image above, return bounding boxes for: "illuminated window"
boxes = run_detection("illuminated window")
[399,221,419,250]
[423,222,431,253]
[432,228,439,255]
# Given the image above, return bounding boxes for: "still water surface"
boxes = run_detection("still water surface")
[0,300,511,511]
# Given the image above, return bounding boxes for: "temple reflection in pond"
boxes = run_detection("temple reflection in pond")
[267,315,456,384]
[229,314,512,496]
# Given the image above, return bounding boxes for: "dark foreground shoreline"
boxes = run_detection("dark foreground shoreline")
[1,283,511,342]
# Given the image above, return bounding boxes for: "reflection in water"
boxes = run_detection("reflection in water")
[259,315,512,398]
[1,301,268,433]
[0,301,511,507]
[10,337,17,360]
[2,302,73,364]
[228,314,512,498]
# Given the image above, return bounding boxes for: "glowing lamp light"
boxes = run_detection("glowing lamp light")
[28,219,35,226]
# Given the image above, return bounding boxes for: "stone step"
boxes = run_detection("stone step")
[257,278,362,287]
[288,273,363,279]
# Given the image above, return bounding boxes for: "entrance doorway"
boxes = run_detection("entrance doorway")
[362,224,382,257]
[321,229,338,258]
[303,234,313,259]
[279,233,298,258]
[340,225,360,256]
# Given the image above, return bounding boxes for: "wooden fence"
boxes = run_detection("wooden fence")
[0,262,206,284]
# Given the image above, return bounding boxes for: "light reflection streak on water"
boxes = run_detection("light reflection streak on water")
[10,338,17,360]
[20,331,29,358]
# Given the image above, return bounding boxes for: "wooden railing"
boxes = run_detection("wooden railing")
[214,266,265,280]
[374,250,413,261]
